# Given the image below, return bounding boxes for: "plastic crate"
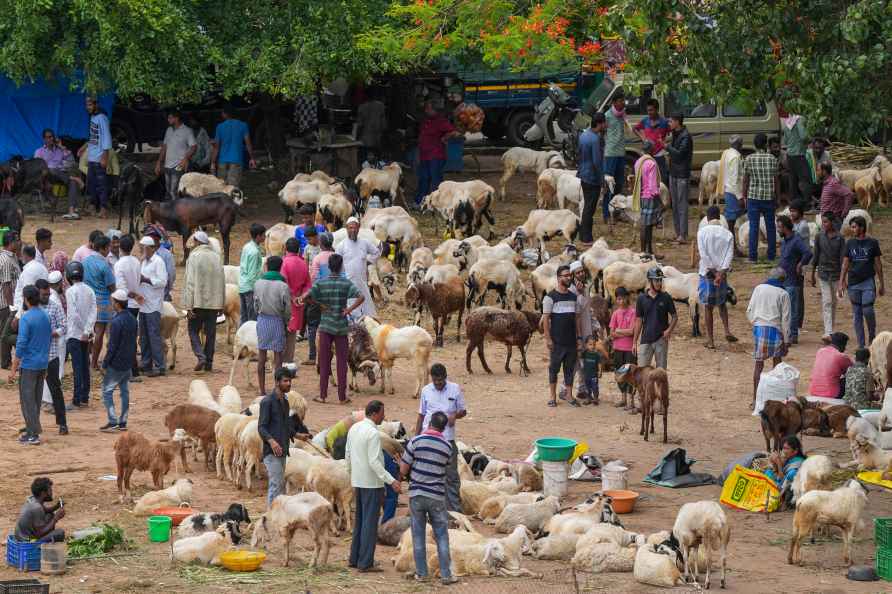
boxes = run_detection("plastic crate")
[0,579,49,594]
[5,536,41,572]
[875,517,892,549]
[876,547,892,581]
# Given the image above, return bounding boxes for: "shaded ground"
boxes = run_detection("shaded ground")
[1,154,890,593]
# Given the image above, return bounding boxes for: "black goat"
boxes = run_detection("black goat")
[144,194,238,264]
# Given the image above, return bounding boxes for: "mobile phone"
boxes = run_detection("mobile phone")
[58,498,64,509]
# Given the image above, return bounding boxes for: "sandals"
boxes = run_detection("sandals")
[704,343,716,350]
[725,334,739,343]
[339,398,353,405]
[312,397,327,404]
[547,400,557,408]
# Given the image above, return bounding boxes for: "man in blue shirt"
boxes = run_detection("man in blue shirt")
[10,285,51,445]
[777,215,813,345]
[100,290,138,432]
[77,97,112,218]
[293,205,327,254]
[577,112,607,244]
[210,103,256,188]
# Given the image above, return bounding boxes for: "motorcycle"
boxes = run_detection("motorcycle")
[523,83,589,164]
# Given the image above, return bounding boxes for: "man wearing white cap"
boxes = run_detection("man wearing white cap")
[41,271,66,412]
[100,289,137,431]
[138,236,168,377]
[106,229,123,268]
[183,231,225,372]
[335,217,380,319]
[568,258,599,402]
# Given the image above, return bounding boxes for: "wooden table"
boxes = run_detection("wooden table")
[287,137,363,178]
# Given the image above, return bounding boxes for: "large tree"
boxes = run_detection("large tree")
[367,0,892,142]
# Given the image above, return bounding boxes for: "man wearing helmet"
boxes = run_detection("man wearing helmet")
[64,261,97,408]
[633,267,677,371]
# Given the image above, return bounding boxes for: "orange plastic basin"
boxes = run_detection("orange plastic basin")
[602,490,639,514]
[151,507,195,526]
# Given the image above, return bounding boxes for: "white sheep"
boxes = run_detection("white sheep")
[214,414,250,481]
[493,495,559,534]
[575,523,643,550]
[573,541,638,573]
[602,260,659,300]
[634,543,682,587]
[251,492,334,567]
[171,522,237,565]
[355,162,402,206]
[408,246,434,284]
[510,209,580,264]
[235,419,262,491]
[480,459,512,481]
[218,385,242,414]
[697,160,720,208]
[500,147,566,200]
[541,494,616,538]
[465,257,526,310]
[791,454,833,501]
[870,154,892,203]
[367,213,423,269]
[294,170,335,184]
[305,458,353,534]
[284,446,325,494]
[423,180,496,238]
[431,525,540,578]
[788,479,868,567]
[671,500,730,589]
[361,316,432,399]
[132,478,193,516]
[454,240,519,272]
[188,379,217,411]
[223,265,239,286]
[536,167,574,208]
[580,244,638,295]
[361,205,411,228]
[531,533,581,560]
[318,192,355,229]
[264,223,297,257]
[228,321,258,388]
[460,481,502,516]
[178,172,245,205]
[278,178,330,222]
[869,332,892,390]
[478,492,543,522]
[433,239,465,268]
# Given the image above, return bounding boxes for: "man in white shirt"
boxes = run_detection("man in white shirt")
[138,236,168,377]
[718,135,745,257]
[336,217,380,320]
[64,261,96,407]
[106,229,122,268]
[345,399,401,572]
[155,109,196,201]
[34,228,53,268]
[746,267,792,408]
[13,245,49,317]
[697,205,737,350]
[114,235,143,379]
[415,364,466,512]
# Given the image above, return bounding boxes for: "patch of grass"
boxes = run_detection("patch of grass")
[178,564,361,591]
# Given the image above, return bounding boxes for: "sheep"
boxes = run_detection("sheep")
[697,160,720,208]
[354,162,403,209]
[759,398,808,452]
[602,260,658,301]
[500,147,566,200]
[294,170,335,184]
[404,277,465,347]
[791,454,833,502]
[575,523,643,550]
[178,172,245,205]
[541,493,612,537]
[480,459,512,482]
[160,301,182,370]
[460,481,502,516]
[492,495,559,534]
[580,244,639,296]
[529,247,578,309]
[188,379,217,411]
[228,321,258,388]
[849,437,892,474]
[171,522,239,565]
[464,306,541,376]
[133,478,193,516]
[841,208,873,238]
[425,180,496,238]
[509,209,580,265]
[378,516,411,547]
[839,166,877,191]
[869,155,892,204]
[277,178,328,223]
[430,525,540,578]
[512,463,543,493]
[164,404,221,472]
[367,256,396,307]
[234,419,262,491]
[670,500,730,589]
[465,258,526,310]
[662,269,737,338]
[361,316,432,399]
[305,458,353,534]
[453,240,520,273]
[869,331,892,389]
[283,446,325,494]
[177,503,251,539]
[423,263,461,286]
[366,213,422,271]
[214,413,249,481]
[223,265,239,286]
[264,223,297,257]
[478,492,543,522]
[220,283,240,345]
[614,363,670,442]
[433,239,465,268]
[318,192,355,229]
[634,543,682,588]
[361,205,412,228]
[573,541,638,573]
[114,429,186,502]
[392,525,487,573]
[408,246,434,284]
[788,479,868,567]
[531,533,581,560]
[853,168,884,210]
[251,492,334,567]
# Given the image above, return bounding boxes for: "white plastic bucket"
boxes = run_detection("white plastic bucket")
[542,460,569,498]
[602,465,629,491]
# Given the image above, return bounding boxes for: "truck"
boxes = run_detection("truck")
[456,64,605,146]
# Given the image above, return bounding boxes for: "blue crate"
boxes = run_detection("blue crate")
[5,536,42,572]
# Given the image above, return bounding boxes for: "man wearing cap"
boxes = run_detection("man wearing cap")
[717,136,745,254]
[293,205,326,255]
[100,289,137,431]
[697,206,738,350]
[144,226,175,302]
[183,231,225,373]
[336,217,380,319]
[138,236,168,377]
[633,268,677,371]
[42,271,67,411]
[65,261,96,407]
[36,279,67,435]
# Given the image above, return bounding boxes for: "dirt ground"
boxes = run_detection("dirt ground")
[1,154,890,594]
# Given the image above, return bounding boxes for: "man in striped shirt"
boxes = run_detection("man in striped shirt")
[400,411,458,585]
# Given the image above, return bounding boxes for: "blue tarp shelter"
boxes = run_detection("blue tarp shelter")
[0,76,115,162]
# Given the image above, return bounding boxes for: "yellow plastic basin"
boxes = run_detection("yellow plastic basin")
[219,550,266,572]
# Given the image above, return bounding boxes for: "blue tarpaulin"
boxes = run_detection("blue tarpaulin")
[0,76,115,162]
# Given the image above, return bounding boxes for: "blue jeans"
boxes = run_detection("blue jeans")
[724,192,742,223]
[784,285,803,340]
[604,156,625,222]
[382,455,399,523]
[349,487,384,570]
[415,159,445,204]
[848,277,877,348]
[410,495,453,579]
[746,200,777,261]
[66,338,90,405]
[262,454,286,508]
[102,367,131,425]
[87,161,109,210]
[138,311,165,371]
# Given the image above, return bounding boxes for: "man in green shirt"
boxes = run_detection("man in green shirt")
[603,93,629,219]
[238,223,266,326]
[305,254,364,403]
[780,106,811,204]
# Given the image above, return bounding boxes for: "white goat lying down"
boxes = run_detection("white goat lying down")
[171,522,239,565]
[429,525,540,578]
[133,478,193,516]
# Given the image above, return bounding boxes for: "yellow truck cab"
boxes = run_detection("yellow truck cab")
[593,76,781,174]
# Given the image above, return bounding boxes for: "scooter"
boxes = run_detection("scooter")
[523,83,586,163]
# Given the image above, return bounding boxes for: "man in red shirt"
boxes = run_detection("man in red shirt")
[414,101,460,206]
[818,162,853,231]
[281,238,311,363]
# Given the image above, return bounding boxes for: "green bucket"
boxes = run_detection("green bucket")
[147,516,172,542]
[534,437,578,462]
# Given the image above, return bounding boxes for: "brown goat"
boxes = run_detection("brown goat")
[759,398,820,451]
[114,430,185,501]
[347,323,381,391]
[164,404,221,473]
[824,405,861,438]
[615,364,670,443]
[404,278,465,347]
[590,294,611,336]
[464,306,541,376]
[143,195,238,264]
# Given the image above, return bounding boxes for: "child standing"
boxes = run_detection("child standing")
[580,336,601,405]
[844,348,876,410]
[609,287,637,410]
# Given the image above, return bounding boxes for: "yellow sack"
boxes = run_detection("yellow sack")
[719,464,780,512]
[569,442,589,465]
[857,471,892,490]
